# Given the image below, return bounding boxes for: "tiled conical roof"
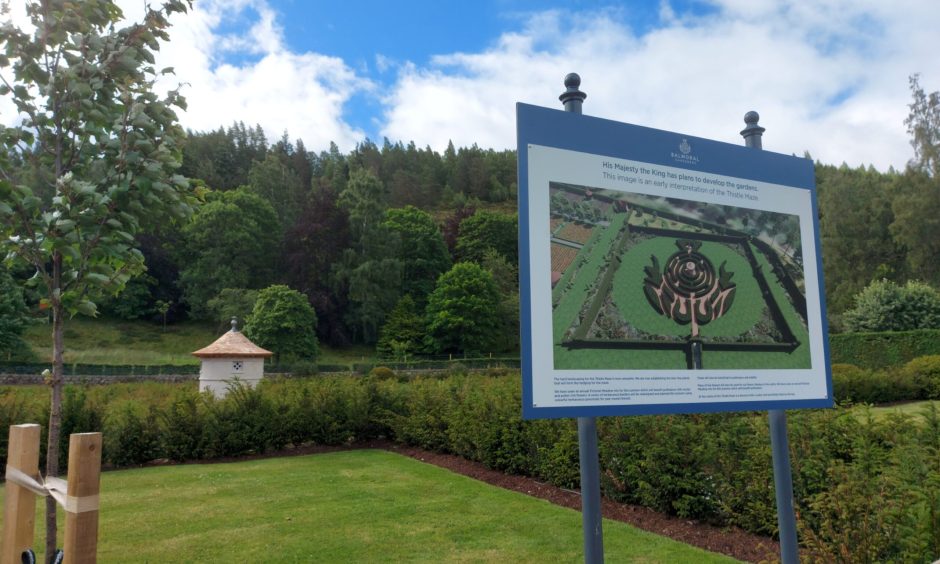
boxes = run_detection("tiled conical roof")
[192,328,273,358]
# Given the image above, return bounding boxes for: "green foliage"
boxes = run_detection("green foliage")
[898,355,940,400]
[455,210,518,265]
[0,263,30,359]
[247,152,305,228]
[206,288,259,332]
[844,279,940,332]
[383,205,451,301]
[376,295,424,359]
[0,0,196,320]
[56,387,105,468]
[831,363,921,404]
[104,403,162,466]
[890,169,940,283]
[245,285,318,363]
[335,169,402,343]
[100,273,160,320]
[178,188,280,318]
[830,328,940,369]
[905,74,940,178]
[816,163,902,315]
[424,262,501,354]
[4,374,940,561]
[368,366,397,380]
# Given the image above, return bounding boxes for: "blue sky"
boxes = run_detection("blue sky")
[4,1,939,171]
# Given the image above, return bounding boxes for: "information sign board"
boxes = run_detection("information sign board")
[518,102,833,418]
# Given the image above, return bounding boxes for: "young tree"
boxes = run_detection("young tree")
[0,0,194,555]
[376,294,423,359]
[245,284,319,363]
[424,262,501,354]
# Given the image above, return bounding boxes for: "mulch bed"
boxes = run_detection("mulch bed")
[139,440,780,563]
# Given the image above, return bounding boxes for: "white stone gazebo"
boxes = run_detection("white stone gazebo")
[192,318,273,398]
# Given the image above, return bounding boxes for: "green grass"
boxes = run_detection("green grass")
[21,318,216,365]
[18,318,375,367]
[553,229,812,370]
[862,400,940,422]
[1,450,737,563]
[613,239,763,339]
[552,213,627,344]
[706,245,811,370]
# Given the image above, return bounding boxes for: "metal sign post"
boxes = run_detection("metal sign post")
[560,73,605,564]
[740,111,799,564]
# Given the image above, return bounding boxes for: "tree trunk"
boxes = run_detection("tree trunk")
[45,296,64,562]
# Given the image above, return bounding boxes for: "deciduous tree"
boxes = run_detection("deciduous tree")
[424,262,501,354]
[245,284,318,363]
[0,0,194,555]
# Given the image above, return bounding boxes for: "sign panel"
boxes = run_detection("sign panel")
[518,103,833,419]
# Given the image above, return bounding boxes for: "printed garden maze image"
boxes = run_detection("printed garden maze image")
[550,182,811,370]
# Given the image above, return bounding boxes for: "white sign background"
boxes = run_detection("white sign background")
[527,144,829,411]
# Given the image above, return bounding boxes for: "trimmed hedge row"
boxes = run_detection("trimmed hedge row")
[829,329,940,369]
[2,373,938,561]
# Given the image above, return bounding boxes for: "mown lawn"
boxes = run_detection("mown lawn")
[1,450,737,563]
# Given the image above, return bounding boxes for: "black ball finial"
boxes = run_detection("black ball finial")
[740,110,765,149]
[560,73,586,113]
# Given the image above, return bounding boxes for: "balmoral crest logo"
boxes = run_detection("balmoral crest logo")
[671,138,700,165]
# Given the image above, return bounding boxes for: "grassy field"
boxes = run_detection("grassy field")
[865,400,940,422]
[18,318,375,367]
[1,450,736,563]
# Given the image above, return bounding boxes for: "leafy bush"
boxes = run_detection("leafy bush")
[368,366,397,380]
[843,279,940,332]
[832,363,919,404]
[897,355,940,399]
[105,403,161,466]
[2,374,938,561]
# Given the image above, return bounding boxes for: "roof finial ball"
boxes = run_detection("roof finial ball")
[740,110,765,149]
[559,72,587,114]
[231,316,239,332]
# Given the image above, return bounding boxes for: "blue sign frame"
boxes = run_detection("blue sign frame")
[518,102,833,419]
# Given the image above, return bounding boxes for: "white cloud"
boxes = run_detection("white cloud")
[379,1,940,171]
[145,0,371,151]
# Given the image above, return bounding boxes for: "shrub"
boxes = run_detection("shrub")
[160,390,207,461]
[843,279,940,332]
[368,366,397,380]
[832,363,921,404]
[105,403,161,466]
[897,355,940,399]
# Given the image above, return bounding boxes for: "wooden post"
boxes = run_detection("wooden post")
[2,424,41,564]
[62,433,102,564]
